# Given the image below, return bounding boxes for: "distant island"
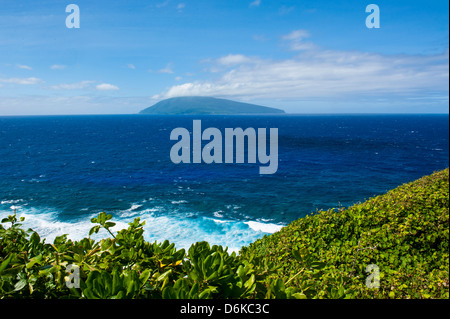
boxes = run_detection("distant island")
[139,96,285,115]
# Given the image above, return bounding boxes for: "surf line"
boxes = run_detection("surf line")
[169,120,278,174]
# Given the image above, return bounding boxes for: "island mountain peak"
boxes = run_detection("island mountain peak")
[139,96,285,115]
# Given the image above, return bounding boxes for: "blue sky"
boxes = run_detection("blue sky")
[0,0,448,115]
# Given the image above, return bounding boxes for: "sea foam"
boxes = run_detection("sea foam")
[0,205,284,253]
[244,221,284,233]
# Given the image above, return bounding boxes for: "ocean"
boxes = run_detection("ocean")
[0,114,448,252]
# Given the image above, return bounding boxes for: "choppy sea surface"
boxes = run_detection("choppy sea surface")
[0,114,448,252]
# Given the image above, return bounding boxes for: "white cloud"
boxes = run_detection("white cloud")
[17,64,32,70]
[96,83,119,91]
[127,64,136,69]
[153,37,449,102]
[0,77,43,85]
[249,0,261,8]
[156,1,170,8]
[50,64,66,70]
[158,63,174,74]
[49,81,94,90]
[0,95,151,115]
[282,30,316,51]
[279,5,295,15]
[177,3,185,11]
[50,81,119,91]
[217,54,251,66]
[282,30,309,41]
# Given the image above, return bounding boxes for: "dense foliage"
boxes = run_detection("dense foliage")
[242,168,449,299]
[0,212,300,299]
[0,169,448,299]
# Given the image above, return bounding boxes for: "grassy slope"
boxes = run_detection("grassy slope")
[241,168,449,298]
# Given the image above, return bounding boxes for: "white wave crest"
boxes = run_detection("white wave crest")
[0,206,285,254]
[244,221,284,233]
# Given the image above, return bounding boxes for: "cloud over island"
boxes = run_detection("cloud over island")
[153,31,449,103]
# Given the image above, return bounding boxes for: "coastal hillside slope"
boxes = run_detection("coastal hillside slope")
[139,96,285,115]
[241,168,449,299]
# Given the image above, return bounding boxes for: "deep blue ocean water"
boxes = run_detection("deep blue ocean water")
[0,114,448,251]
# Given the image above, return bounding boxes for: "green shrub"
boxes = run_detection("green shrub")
[241,168,449,299]
[0,212,301,299]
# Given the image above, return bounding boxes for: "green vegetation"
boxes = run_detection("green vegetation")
[139,96,285,115]
[242,168,449,299]
[0,169,448,299]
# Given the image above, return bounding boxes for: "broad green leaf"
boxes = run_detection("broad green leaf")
[0,254,14,273]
